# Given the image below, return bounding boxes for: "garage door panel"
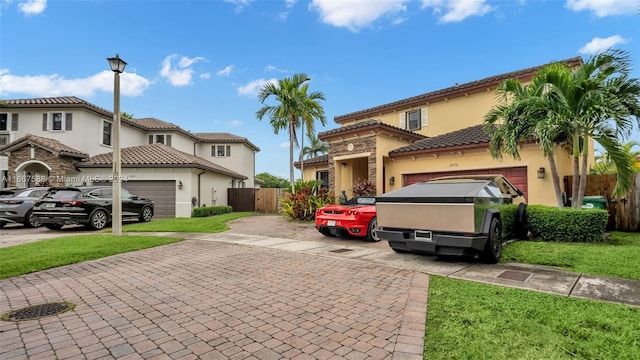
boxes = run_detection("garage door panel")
[404,167,528,201]
[123,181,176,218]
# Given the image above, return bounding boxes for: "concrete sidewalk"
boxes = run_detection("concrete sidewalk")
[160,231,640,308]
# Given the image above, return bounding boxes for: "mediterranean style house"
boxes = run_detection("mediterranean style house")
[0,97,260,217]
[297,57,592,206]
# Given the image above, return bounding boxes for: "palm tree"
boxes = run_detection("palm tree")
[484,77,567,207]
[256,73,326,193]
[485,50,640,208]
[537,50,640,207]
[300,133,329,160]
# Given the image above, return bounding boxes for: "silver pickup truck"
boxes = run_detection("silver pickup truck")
[375,175,527,263]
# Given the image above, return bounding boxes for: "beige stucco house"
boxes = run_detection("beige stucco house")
[0,97,260,217]
[297,57,590,206]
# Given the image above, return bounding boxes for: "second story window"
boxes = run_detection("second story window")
[42,112,72,131]
[0,114,7,131]
[102,121,112,146]
[212,145,231,157]
[148,134,172,146]
[1,113,18,132]
[406,110,421,131]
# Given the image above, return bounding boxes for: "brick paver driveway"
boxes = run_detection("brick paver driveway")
[0,240,428,359]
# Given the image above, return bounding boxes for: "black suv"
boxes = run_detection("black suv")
[33,186,154,230]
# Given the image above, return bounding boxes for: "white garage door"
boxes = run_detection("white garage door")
[122,180,176,218]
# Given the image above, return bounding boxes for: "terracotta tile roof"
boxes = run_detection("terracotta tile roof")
[335,57,583,124]
[318,119,426,142]
[0,134,88,158]
[77,143,247,179]
[195,132,260,151]
[294,154,329,169]
[390,125,490,156]
[135,118,180,130]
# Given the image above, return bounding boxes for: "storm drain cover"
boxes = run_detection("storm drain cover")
[497,270,532,282]
[1,302,75,322]
[330,248,353,253]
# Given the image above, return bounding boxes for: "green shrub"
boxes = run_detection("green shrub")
[499,204,518,237]
[280,179,335,221]
[527,205,608,242]
[192,205,233,218]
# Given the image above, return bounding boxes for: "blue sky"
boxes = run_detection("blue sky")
[1,0,639,179]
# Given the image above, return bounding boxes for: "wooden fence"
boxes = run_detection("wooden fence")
[255,188,285,214]
[563,173,640,232]
[228,188,256,212]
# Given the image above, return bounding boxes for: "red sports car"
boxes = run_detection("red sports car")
[315,196,380,241]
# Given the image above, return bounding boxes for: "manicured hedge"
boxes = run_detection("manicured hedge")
[526,205,608,242]
[192,206,233,218]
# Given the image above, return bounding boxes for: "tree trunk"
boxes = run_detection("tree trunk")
[289,120,295,194]
[547,153,564,207]
[571,135,580,209]
[300,121,304,181]
[577,141,589,209]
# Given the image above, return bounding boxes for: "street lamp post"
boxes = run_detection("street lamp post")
[107,54,127,236]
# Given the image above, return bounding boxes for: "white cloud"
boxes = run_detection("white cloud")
[159,54,207,86]
[309,0,409,32]
[237,78,277,97]
[0,69,151,97]
[228,120,244,126]
[265,65,288,73]
[279,141,290,148]
[225,0,253,13]
[565,0,640,17]
[200,73,211,79]
[18,0,46,15]
[217,65,234,76]
[579,35,629,54]
[422,0,492,23]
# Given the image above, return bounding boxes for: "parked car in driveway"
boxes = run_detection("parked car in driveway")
[315,196,380,241]
[33,186,154,230]
[0,187,50,228]
[375,175,527,263]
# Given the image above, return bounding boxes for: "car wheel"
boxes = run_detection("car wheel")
[480,217,502,264]
[318,227,336,237]
[513,203,528,240]
[24,210,41,228]
[45,224,63,230]
[365,217,381,242]
[89,210,109,230]
[139,206,153,222]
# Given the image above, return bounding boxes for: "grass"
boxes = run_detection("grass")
[502,231,640,280]
[120,212,254,232]
[425,276,640,360]
[0,235,182,279]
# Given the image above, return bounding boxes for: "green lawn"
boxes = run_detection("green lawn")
[425,276,640,360]
[502,231,640,280]
[121,212,254,232]
[0,235,182,279]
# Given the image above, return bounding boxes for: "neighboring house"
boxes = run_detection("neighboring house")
[0,97,260,217]
[296,57,589,206]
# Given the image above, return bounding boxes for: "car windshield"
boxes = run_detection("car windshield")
[355,197,375,205]
[43,189,82,200]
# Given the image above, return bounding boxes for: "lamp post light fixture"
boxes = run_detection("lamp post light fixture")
[537,167,546,179]
[107,54,127,236]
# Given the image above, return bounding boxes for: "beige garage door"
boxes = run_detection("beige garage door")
[403,167,528,201]
[122,180,176,218]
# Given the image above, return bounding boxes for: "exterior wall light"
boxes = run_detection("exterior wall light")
[537,167,545,179]
[389,176,395,186]
[178,180,183,190]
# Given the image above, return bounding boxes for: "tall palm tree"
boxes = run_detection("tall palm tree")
[537,50,640,207]
[591,141,640,174]
[298,86,327,176]
[256,74,326,193]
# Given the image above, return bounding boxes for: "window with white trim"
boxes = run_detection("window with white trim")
[42,112,72,131]
[211,145,231,157]
[406,109,421,131]
[399,108,428,131]
[102,120,112,146]
[0,113,17,145]
[148,134,172,146]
